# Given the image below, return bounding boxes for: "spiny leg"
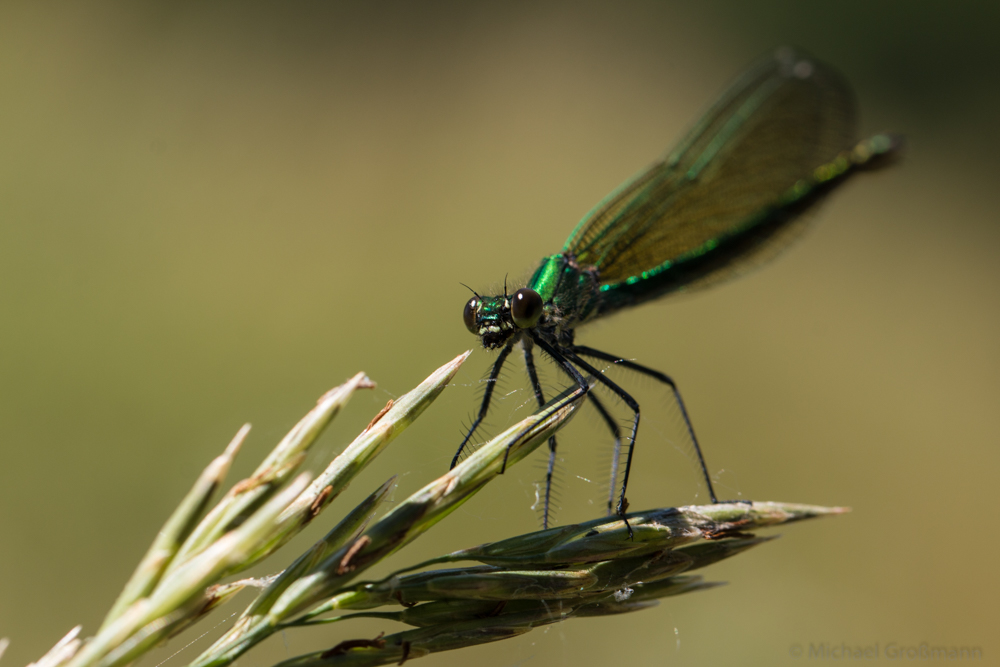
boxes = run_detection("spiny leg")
[585,392,623,515]
[451,341,514,469]
[562,351,641,537]
[522,342,558,529]
[527,335,634,540]
[573,345,720,504]
[525,341,623,526]
[501,333,592,479]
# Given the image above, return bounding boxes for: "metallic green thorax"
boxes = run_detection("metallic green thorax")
[527,254,601,330]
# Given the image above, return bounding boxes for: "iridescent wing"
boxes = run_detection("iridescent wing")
[564,48,859,303]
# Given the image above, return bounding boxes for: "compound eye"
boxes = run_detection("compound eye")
[463,298,479,334]
[511,288,543,329]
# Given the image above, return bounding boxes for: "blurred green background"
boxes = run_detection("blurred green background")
[1,1,997,665]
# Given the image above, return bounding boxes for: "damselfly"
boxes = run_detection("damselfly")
[453,48,899,535]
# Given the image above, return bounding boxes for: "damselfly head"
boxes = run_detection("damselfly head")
[463,294,515,349]
[462,287,544,350]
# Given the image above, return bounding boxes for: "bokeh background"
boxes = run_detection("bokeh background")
[1,2,997,665]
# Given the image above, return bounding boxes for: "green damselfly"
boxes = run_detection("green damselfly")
[453,48,899,535]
